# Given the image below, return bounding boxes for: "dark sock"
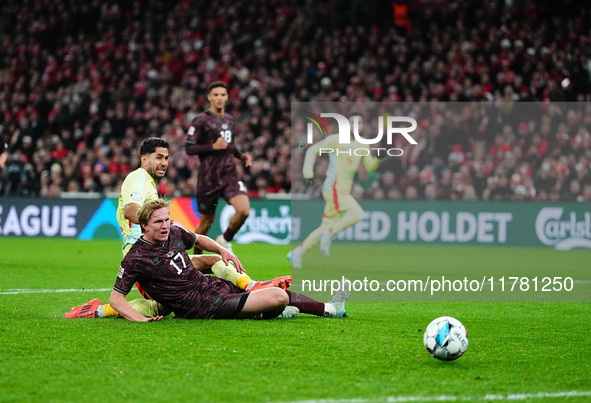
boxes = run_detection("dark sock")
[285,290,325,316]
[223,227,237,242]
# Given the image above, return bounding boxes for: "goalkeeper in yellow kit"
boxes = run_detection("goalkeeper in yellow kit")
[289,112,381,268]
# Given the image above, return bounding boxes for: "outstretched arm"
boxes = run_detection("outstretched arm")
[362,154,382,173]
[109,290,163,322]
[302,142,321,179]
[302,134,337,179]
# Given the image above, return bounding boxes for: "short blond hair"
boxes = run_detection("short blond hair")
[137,199,170,232]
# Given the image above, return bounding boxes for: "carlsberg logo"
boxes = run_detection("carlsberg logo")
[535,207,591,250]
[220,205,291,245]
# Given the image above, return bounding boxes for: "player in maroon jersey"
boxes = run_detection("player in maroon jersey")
[109,199,350,321]
[185,81,253,254]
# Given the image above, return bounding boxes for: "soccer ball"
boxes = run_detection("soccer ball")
[423,316,468,361]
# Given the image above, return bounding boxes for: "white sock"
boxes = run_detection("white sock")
[324,303,336,317]
[96,305,106,318]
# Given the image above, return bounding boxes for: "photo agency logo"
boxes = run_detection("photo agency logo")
[303,111,418,157]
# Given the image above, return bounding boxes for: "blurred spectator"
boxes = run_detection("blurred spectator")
[0,0,589,202]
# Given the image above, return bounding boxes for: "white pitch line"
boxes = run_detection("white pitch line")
[485,391,591,400]
[0,288,113,295]
[282,390,591,403]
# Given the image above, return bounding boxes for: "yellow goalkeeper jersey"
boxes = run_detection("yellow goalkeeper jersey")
[303,134,381,195]
[117,168,158,239]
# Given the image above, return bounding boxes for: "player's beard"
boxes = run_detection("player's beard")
[148,162,166,181]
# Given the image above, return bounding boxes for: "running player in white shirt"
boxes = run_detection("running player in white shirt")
[289,112,381,268]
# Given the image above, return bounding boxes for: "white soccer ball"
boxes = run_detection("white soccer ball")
[423,316,468,361]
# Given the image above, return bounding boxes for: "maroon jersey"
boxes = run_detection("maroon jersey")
[113,225,243,319]
[185,110,242,196]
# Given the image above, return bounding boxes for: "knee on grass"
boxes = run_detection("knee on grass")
[259,288,289,319]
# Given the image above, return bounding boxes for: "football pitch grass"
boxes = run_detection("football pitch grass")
[1,237,590,402]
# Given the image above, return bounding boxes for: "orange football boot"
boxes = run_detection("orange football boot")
[246,275,292,292]
[65,299,102,318]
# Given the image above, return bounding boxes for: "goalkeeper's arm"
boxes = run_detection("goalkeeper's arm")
[302,135,337,179]
[363,153,382,173]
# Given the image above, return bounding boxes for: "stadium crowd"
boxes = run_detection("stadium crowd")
[1,0,590,202]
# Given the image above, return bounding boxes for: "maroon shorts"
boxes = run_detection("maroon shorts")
[212,292,250,319]
[197,180,247,214]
